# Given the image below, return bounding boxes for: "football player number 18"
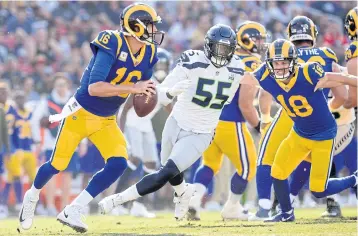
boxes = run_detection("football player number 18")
[277,95,313,117]
[192,78,232,109]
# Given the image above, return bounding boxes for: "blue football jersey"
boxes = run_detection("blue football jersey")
[253,62,337,141]
[297,46,338,97]
[75,30,158,117]
[4,102,18,153]
[220,53,261,122]
[14,109,32,152]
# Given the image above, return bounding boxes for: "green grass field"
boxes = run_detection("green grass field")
[0,208,357,236]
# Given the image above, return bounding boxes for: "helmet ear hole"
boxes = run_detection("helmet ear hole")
[242,35,251,45]
[134,25,140,32]
[349,21,356,31]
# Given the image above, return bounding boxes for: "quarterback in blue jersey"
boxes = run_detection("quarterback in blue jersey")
[19,3,164,233]
[241,39,357,222]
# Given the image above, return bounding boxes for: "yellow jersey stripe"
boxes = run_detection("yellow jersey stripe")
[303,64,313,85]
[123,35,146,66]
[150,44,156,64]
[244,66,253,72]
[260,69,270,81]
[113,32,123,58]
[322,48,338,63]
[94,39,110,50]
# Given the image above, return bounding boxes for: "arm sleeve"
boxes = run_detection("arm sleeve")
[159,64,189,89]
[157,65,189,105]
[89,49,115,84]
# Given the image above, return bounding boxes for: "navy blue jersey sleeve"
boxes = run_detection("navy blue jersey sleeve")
[253,63,269,81]
[142,68,154,81]
[321,47,338,64]
[90,30,119,60]
[89,49,115,84]
[303,62,325,86]
[149,45,159,67]
[142,45,158,80]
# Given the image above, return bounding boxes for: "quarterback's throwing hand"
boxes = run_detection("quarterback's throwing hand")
[133,80,156,97]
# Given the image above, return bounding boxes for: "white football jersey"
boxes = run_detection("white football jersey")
[159,50,245,133]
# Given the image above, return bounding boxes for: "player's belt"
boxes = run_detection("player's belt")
[49,97,82,123]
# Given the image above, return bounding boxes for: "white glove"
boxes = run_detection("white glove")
[167,79,192,97]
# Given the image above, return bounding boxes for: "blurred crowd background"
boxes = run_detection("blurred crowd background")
[0,1,356,217]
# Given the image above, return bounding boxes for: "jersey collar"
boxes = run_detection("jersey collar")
[17,109,30,119]
[275,67,299,92]
[123,36,146,67]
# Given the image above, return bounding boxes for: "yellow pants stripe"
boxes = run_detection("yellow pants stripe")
[257,109,282,165]
[324,139,335,190]
[50,118,66,163]
[236,122,249,180]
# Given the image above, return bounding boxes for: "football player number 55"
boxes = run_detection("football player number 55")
[277,95,313,117]
[192,78,232,109]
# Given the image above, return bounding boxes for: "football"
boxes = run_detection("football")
[133,88,158,117]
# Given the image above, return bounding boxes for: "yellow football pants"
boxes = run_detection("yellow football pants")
[5,151,37,182]
[50,108,127,171]
[203,121,257,181]
[271,129,334,192]
[257,109,293,166]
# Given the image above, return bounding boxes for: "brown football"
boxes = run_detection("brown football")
[133,88,158,117]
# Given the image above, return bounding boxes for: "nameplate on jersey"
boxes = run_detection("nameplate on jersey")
[182,62,210,70]
[119,52,128,62]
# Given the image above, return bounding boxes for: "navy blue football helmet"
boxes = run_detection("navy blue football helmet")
[204,24,237,68]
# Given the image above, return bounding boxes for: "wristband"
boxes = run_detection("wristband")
[166,91,174,100]
[254,121,261,133]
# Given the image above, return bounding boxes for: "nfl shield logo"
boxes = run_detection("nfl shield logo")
[119,52,128,62]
